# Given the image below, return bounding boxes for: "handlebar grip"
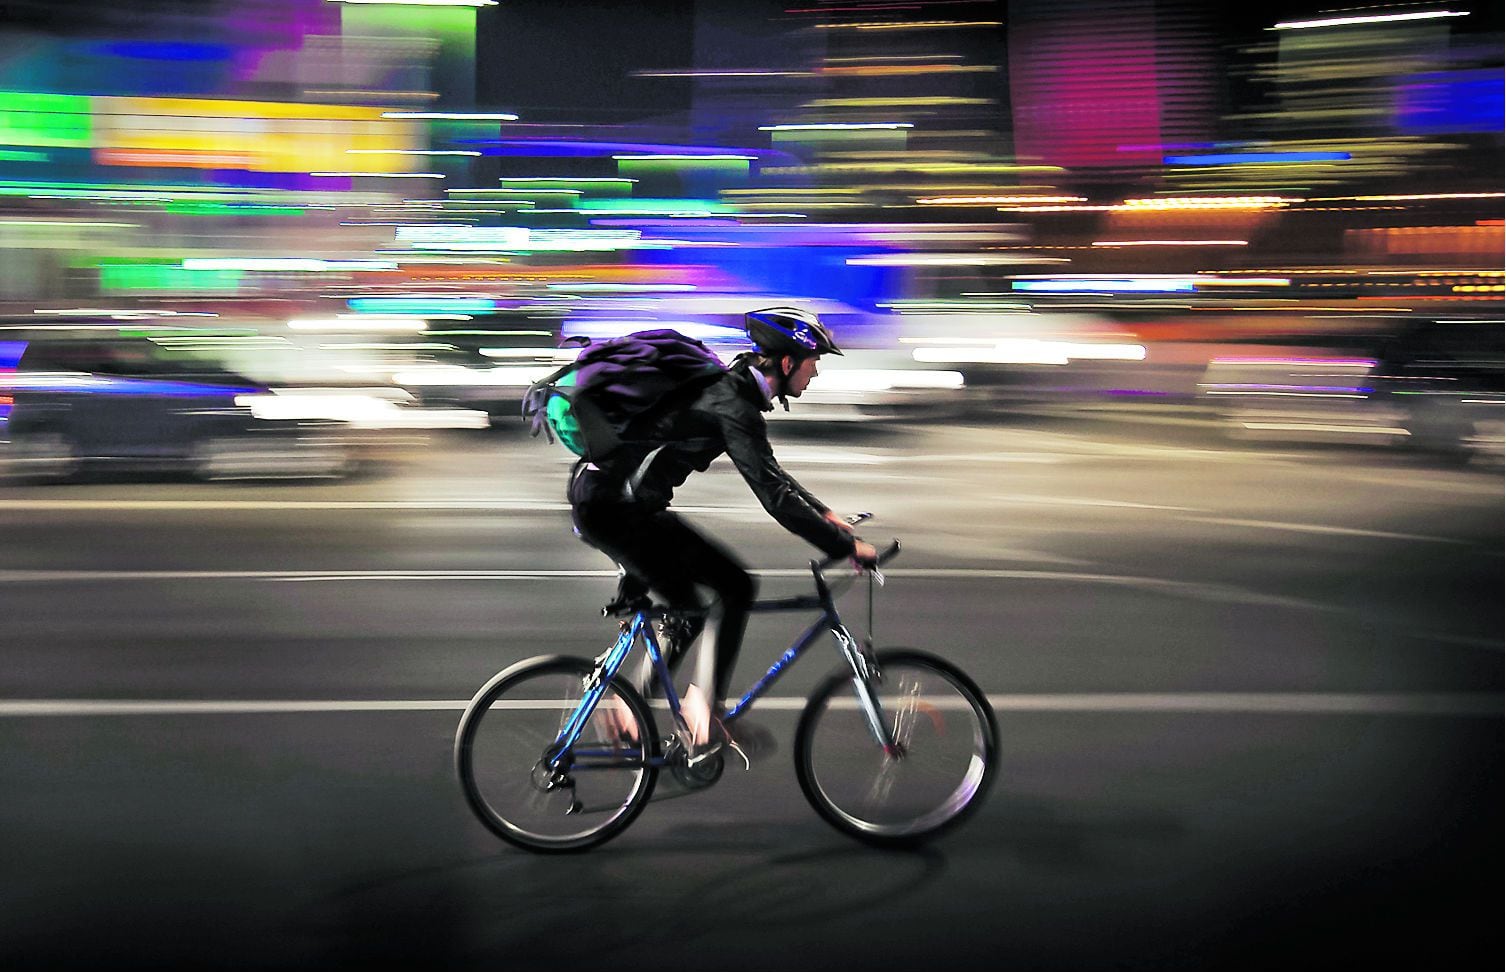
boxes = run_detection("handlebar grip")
[814,538,900,573]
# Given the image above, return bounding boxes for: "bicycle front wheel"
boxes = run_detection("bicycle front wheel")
[795,650,997,845]
[455,655,659,852]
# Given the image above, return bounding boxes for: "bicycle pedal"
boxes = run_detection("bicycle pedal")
[723,739,751,772]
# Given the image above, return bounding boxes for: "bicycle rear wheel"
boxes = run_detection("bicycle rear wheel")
[455,655,658,852]
[794,649,997,845]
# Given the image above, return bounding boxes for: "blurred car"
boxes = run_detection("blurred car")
[1198,319,1504,463]
[2,334,352,481]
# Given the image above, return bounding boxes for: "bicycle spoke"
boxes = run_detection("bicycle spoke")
[455,658,658,852]
[795,651,997,843]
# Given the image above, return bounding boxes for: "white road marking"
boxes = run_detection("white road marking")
[0,693,1496,718]
[1192,516,1471,544]
[0,566,1318,608]
[2,498,1476,549]
[993,494,1198,511]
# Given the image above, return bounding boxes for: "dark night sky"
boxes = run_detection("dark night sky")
[0,0,1499,123]
[473,1,1504,126]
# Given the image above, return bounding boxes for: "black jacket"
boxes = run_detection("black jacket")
[571,359,855,560]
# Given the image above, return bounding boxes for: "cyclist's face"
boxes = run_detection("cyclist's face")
[785,354,819,396]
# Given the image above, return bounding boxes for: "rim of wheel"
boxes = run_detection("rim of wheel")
[457,658,658,851]
[798,654,996,841]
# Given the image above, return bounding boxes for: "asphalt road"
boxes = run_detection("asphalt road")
[1,416,1501,970]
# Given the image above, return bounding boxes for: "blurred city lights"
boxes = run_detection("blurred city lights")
[0,0,1496,456]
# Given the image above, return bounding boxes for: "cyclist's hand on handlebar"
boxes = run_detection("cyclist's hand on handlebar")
[850,539,879,571]
[826,510,854,534]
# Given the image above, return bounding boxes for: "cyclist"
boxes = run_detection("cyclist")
[570,307,879,756]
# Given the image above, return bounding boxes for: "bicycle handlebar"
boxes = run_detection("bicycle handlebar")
[814,537,901,575]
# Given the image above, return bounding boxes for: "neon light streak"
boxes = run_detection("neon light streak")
[1165,152,1351,165]
[1012,278,1198,293]
[1271,10,1468,30]
[920,195,1085,205]
[310,172,445,178]
[329,1,495,6]
[346,149,482,156]
[184,259,397,271]
[382,111,518,120]
[611,154,756,161]
[758,123,914,131]
[814,20,1002,30]
[1091,240,1249,247]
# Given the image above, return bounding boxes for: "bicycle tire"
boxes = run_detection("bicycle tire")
[455,655,659,852]
[794,649,998,846]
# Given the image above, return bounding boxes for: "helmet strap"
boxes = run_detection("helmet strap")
[775,355,796,410]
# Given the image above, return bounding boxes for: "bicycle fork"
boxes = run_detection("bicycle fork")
[830,623,903,759]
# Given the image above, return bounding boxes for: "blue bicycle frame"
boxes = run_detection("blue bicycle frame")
[547,558,897,770]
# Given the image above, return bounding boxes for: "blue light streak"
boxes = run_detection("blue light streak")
[1165,152,1352,165]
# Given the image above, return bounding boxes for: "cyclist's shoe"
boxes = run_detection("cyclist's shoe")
[680,684,774,771]
[723,717,775,765]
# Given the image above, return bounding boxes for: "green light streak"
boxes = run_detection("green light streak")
[97,263,243,293]
[495,178,635,197]
[0,91,92,148]
[575,197,733,214]
[615,157,751,177]
[163,202,307,217]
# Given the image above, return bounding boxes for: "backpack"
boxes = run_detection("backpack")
[522,329,727,463]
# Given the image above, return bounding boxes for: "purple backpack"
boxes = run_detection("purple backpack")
[523,329,726,462]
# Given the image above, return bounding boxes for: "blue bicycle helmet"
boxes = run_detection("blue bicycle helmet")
[744,307,843,358]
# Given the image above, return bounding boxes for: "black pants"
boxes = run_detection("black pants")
[570,471,756,704]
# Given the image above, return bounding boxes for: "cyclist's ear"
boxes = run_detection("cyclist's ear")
[781,355,795,377]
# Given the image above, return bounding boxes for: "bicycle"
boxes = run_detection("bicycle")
[454,520,999,853]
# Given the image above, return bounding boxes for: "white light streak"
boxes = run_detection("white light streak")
[287,317,428,333]
[345,149,482,157]
[310,172,445,179]
[808,369,964,392]
[1091,240,1249,247]
[381,111,518,120]
[1272,10,1469,30]
[759,123,914,131]
[183,258,397,272]
[847,253,1068,266]
[913,340,1146,365]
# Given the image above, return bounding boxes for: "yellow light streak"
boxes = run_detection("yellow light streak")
[1118,196,1300,210]
[817,64,997,76]
[805,97,993,108]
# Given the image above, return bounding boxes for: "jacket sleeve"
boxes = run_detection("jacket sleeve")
[717,400,855,560]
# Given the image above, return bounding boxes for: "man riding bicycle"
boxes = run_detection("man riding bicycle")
[569,307,879,756]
